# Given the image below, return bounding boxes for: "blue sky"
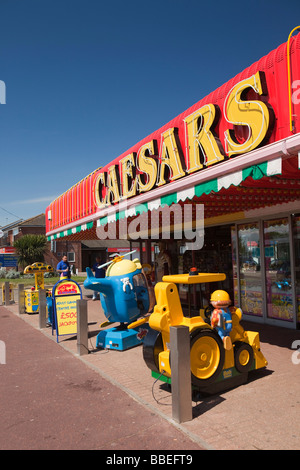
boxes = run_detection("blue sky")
[0,0,299,226]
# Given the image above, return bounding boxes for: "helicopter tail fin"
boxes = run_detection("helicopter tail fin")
[86,267,94,279]
[84,267,96,291]
[84,266,110,294]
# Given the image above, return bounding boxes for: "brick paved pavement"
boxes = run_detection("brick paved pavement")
[1,289,300,450]
[0,306,204,451]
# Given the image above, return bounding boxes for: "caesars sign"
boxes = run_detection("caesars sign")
[94,72,274,208]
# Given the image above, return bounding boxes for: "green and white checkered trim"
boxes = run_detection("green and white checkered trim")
[96,157,282,226]
[47,221,94,241]
[48,157,281,238]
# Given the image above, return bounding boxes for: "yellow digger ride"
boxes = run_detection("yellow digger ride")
[143,271,268,395]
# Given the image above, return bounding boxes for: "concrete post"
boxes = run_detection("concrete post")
[77,299,89,356]
[170,325,193,423]
[18,284,25,314]
[4,282,10,306]
[39,289,47,329]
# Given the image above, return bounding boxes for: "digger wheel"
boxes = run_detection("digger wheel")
[190,328,225,387]
[142,327,164,374]
[234,341,254,373]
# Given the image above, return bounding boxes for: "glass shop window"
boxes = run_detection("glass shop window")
[264,217,292,322]
[293,214,300,326]
[237,222,263,317]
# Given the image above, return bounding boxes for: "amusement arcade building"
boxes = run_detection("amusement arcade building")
[46,33,300,329]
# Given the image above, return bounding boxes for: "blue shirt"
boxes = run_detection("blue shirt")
[92,263,105,279]
[57,260,71,278]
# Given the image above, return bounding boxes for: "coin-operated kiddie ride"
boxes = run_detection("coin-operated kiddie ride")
[84,252,154,351]
[23,262,54,313]
[143,270,268,395]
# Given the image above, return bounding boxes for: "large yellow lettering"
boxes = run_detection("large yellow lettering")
[94,172,107,208]
[106,165,121,204]
[224,71,274,156]
[120,153,137,199]
[136,140,157,193]
[184,103,225,173]
[157,128,185,187]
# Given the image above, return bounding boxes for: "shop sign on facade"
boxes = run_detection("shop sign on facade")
[0,248,17,254]
[94,72,274,208]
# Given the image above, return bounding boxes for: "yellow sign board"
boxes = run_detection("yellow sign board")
[53,279,82,342]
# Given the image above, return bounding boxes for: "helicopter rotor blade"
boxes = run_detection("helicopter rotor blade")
[96,250,137,270]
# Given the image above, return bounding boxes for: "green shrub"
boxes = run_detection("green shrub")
[14,234,47,268]
[5,270,21,279]
[0,268,6,279]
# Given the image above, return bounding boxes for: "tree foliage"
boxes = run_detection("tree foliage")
[14,234,48,268]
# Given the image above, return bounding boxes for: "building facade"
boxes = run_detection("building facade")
[46,33,300,329]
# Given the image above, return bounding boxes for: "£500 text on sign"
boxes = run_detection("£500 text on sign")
[52,279,82,342]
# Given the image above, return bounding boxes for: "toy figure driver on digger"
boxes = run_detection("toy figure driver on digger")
[210,290,233,350]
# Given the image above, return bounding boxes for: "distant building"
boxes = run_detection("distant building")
[0,214,47,270]
[0,214,46,248]
[0,214,80,272]
[0,213,136,273]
